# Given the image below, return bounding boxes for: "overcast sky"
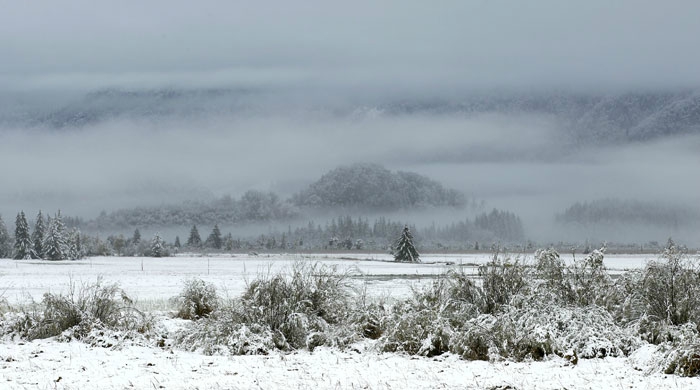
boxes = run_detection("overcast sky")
[2,0,700,91]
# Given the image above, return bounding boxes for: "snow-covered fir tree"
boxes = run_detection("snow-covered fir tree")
[187,225,202,247]
[151,233,165,257]
[393,225,420,263]
[66,228,83,260]
[174,236,181,249]
[0,216,11,258]
[32,211,45,259]
[13,211,32,260]
[132,228,141,245]
[206,224,222,249]
[43,211,68,260]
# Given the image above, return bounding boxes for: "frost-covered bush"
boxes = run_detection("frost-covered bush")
[450,314,499,360]
[173,278,219,320]
[379,299,452,356]
[239,262,352,349]
[569,248,614,307]
[604,269,645,325]
[3,279,149,342]
[630,323,700,377]
[173,262,356,354]
[451,300,637,362]
[533,248,573,302]
[479,254,529,313]
[378,271,482,356]
[530,247,615,308]
[660,326,700,377]
[174,301,279,355]
[503,300,637,359]
[640,241,700,326]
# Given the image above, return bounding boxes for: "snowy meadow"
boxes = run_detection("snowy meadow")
[2,250,700,389]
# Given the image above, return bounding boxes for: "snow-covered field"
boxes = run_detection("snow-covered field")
[0,252,651,306]
[2,339,698,390]
[2,253,696,390]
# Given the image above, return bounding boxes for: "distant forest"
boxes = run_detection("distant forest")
[0,165,529,257]
[556,198,698,228]
[58,164,470,231]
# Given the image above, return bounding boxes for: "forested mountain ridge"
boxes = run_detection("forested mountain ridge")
[5,88,700,145]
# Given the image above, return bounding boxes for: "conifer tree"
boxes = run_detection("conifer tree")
[151,233,165,257]
[187,225,202,247]
[32,211,45,259]
[393,225,420,263]
[43,211,68,260]
[206,224,222,249]
[13,211,32,260]
[0,216,11,258]
[224,233,234,251]
[132,229,141,245]
[174,236,181,249]
[66,228,83,260]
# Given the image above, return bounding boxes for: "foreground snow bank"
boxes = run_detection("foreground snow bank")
[1,338,697,390]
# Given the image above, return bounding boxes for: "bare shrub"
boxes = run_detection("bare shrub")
[569,248,614,307]
[174,301,278,356]
[5,278,149,342]
[533,248,573,302]
[379,299,451,356]
[379,270,482,356]
[173,279,219,320]
[639,323,700,377]
[450,314,499,360]
[479,253,529,313]
[452,299,638,362]
[641,240,700,326]
[238,262,352,349]
[173,261,355,354]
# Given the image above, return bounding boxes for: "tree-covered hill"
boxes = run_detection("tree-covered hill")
[291,164,466,210]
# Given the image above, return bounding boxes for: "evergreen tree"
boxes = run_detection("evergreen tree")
[13,211,32,260]
[32,211,45,259]
[66,228,83,260]
[206,224,222,249]
[187,225,202,247]
[224,233,234,251]
[174,236,181,249]
[151,233,165,257]
[0,216,11,258]
[132,229,141,245]
[393,225,420,263]
[43,211,68,261]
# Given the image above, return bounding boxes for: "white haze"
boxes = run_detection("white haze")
[1,107,699,245]
[1,0,699,245]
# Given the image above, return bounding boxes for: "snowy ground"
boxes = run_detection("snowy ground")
[0,252,652,306]
[2,337,698,390]
[2,253,694,390]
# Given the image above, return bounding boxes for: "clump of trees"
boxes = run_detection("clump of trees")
[0,211,84,261]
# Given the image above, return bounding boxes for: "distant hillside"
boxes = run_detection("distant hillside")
[82,190,297,230]
[5,87,700,145]
[291,164,466,210]
[555,198,698,228]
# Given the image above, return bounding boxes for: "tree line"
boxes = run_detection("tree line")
[0,211,83,260]
[0,207,526,259]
